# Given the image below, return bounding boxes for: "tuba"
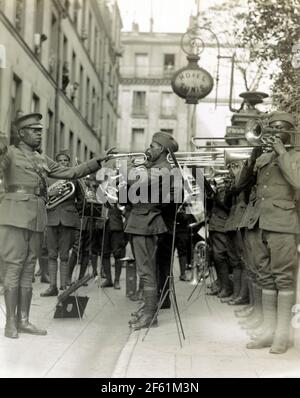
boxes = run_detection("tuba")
[46,180,75,210]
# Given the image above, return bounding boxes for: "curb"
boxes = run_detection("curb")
[111,329,140,378]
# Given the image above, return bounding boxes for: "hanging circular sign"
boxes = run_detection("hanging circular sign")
[171,57,214,104]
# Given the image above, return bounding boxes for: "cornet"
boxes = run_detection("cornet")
[107,152,148,166]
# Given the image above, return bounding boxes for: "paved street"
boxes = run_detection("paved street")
[0,268,135,378]
[1,261,300,378]
[113,269,300,379]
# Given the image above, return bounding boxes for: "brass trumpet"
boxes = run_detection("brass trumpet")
[107,152,148,166]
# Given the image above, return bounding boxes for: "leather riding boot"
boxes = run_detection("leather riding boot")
[231,268,242,300]
[114,259,122,289]
[239,284,262,327]
[48,259,58,288]
[68,250,78,282]
[235,279,254,317]
[270,290,295,354]
[217,263,232,298]
[178,256,187,281]
[131,289,158,330]
[246,289,277,349]
[100,257,113,287]
[17,288,47,335]
[129,302,145,324]
[40,285,58,297]
[92,255,98,277]
[79,255,89,280]
[60,261,69,290]
[4,287,19,339]
[39,256,50,284]
[229,270,249,305]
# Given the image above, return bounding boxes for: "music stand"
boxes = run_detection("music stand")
[142,150,189,347]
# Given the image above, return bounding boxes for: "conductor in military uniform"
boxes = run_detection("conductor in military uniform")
[0,113,112,339]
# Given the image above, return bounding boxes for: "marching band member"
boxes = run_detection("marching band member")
[241,112,299,354]
[40,150,81,296]
[0,113,113,339]
[126,132,179,330]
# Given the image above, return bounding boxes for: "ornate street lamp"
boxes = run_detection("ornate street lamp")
[171,14,218,105]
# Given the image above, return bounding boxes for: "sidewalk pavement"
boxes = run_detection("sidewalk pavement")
[112,276,300,378]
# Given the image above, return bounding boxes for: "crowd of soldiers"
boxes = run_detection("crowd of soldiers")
[0,109,299,356]
[208,111,300,354]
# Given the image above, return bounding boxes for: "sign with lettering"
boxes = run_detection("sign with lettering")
[171,60,214,104]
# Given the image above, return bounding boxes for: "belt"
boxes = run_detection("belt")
[7,185,44,197]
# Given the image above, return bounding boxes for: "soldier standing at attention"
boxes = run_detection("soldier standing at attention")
[41,150,81,296]
[0,113,113,339]
[244,112,299,354]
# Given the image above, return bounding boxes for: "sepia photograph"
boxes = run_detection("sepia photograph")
[0,0,300,382]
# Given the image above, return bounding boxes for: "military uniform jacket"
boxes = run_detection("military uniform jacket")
[0,144,99,232]
[108,206,124,232]
[47,179,81,228]
[209,189,229,233]
[125,158,170,236]
[247,150,300,234]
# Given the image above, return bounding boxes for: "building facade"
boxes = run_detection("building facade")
[0,0,122,161]
[118,26,272,153]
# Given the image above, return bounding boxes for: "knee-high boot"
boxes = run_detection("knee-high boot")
[114,259,122,289]
[246,289,277,349]
[60,261,69,290]
[39,257,49,284]
[131,288,158,330]
[79,255,89,279]
[270,290,295,354]
[100,257,113,288]
[240,284,263,330]
[179,256,187,281]
[17,287,47,335]
[4,287,19,338]
[229,269,249,305]
[40,260,58,297]
[92,254,98,277]
[68,250,78,282]
[235,278,254,317]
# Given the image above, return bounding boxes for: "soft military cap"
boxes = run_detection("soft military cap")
[152,131,179,153]
[269,112,295,128]
[15,113,43,130]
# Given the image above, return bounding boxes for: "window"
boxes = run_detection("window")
[132,128,145,152]
[85,76,90,120]
[87,11,92,54]
[11,74,22,122]
[161,129,173,135]
[31,93,40,113]
[135,53,149,77]
[15,0,25,35]
[132,91,146,115]
[91,87,96,127]
[161,92,176,117]
[84,145,88,161]
[94,27,98,65]
[79,65,83,112]
[69,131,74,160]
[73,0,80,27]
[59,122,65,149]
[71,51,77,83]
[164,54,175,72]
[49,13,58,78]
[77,138,82,160]
[46,110,54,156]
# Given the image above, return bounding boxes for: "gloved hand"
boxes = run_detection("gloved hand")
[96,146,118,165]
